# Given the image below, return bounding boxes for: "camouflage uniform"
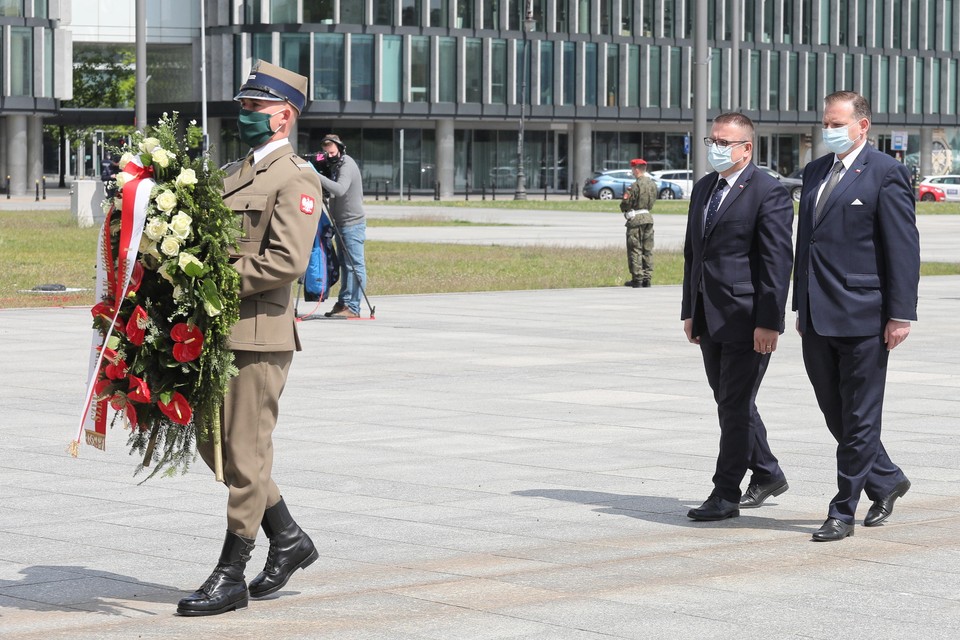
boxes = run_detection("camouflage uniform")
[620,176,658,285]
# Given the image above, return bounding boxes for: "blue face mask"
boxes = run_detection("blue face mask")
[822,124,860,155]
[708,143,741,173]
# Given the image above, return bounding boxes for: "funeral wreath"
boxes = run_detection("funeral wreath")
[74,113,241,479]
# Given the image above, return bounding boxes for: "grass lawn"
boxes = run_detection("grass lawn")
[1,208,957,309]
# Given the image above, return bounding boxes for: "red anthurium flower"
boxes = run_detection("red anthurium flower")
[104,355,128,380]
[158,391,192,425]
[91,301,116,323]
[123,402,139,430]
[127,374,151,404]
[94,377,113,397]
[171,323,204,363]
[126,306,148,346]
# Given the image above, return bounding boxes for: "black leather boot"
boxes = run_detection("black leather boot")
[177,531,255,616]
[249,497,319,598]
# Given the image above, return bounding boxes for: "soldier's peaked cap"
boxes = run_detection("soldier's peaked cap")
[234,60,308,113]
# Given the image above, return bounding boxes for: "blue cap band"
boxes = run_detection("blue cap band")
[241,72,306,112]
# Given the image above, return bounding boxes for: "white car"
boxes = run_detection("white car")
[650,170,694,198]
[918,175,960,201]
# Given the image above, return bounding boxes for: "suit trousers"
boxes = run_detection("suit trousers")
[800,328,906,523]
[696,315,783,502]
[198,349,291,538]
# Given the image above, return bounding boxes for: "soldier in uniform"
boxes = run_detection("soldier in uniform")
[620,158,659,288]
[177,61,322,617]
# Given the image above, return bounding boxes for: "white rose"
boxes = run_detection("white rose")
[169,212,193,240]
[138,234,154,253]
[119,152,135,169]
[175,168,198,187]
[155,189,177,212]
[115,172,130,189]
[152,148,171,168]
[144,217,168,241]
[160,236,181,257]
[139,137,160,153]
[178,252,203,273]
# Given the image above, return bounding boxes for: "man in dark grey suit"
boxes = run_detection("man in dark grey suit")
[681,113,795,521]
[794,91,920,542]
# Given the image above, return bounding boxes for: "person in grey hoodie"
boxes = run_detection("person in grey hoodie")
[316,134,367,318]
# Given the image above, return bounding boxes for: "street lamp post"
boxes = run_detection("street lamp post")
[514,2,536,200]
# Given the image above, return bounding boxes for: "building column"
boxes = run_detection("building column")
[436,118,454,198]
[27,116,44,190]
[920,126,933,179]
[5,115,28,197]
[811,125,828,162]
[572,120,593,189]
[0,120,7,194]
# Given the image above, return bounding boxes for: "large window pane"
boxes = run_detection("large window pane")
[410,36,429,102]
[562,41,575,105]
[340,0,363,23]
[402,0,422,26]
[44,28,53,97]
[465,38,482,102]
[668,46,681,108]
[626,44,639,107]
[252,33,272,63]
[429,0,448,26]
[648,45,661,107]
[492,39,506,104]
[878,56,889,112]
[585,43,598,105]
[540,41,554,105]
[606,44,619,106]
[245,0,262,24]
[744,0,755,41]
[456,0,473,28]
[483,0,499,28]
[578,0,590,33]
[303,0,334,23]
[621,0,633,34]
[271,0,296,22]
[557,0,569,31]
[10,27,33,96]
[351,35,374,101]
[35,0,48,18]
[280,34,310,77]
[710,48,721,109]
[313,33,343,100]
[373,0,394,25]
[382,36,402,102]
[783,0,793,43]
[439,37,457,102]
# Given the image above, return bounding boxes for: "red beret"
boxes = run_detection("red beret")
[630,158,647,167]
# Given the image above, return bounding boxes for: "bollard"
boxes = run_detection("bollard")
[42,176,47,200]
[491,182,496,201]
[544,179,548,201]
[434,180,440,201]
[35,179,40,202]
[407,182,412,201]
[465,179,470,201]
[374,181,380,201]
[481,183,486,201]
[5,175,9,199]
[385,180,390,201]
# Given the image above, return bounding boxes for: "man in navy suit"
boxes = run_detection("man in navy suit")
[681,113,794,521]
[794,91,920,542]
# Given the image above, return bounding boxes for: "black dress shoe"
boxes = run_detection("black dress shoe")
[687,495,740,521]
[740,478,789,508]
[864,478,911,527]
[811,517,854,542]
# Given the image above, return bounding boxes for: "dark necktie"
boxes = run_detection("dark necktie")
[703,178,728,237]
[814,160,844,222]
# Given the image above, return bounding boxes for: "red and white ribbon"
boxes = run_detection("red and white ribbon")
[74,159,155,453]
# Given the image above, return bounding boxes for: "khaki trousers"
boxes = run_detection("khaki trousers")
[198,350,292,538]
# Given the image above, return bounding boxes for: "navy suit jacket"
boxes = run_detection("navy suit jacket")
[681,163,795,343]
[793,144,920,337]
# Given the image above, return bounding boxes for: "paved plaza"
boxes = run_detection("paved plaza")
[0,196,959,639]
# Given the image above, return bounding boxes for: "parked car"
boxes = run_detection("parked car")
[582,169,683,200]
[758,165,803,201]
[650,169,694,197]
[917,175,960,201]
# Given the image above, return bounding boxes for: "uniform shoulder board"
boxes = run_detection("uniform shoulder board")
[221,157,245,172]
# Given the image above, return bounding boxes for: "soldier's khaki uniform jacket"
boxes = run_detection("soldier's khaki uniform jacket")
[222,142,322,352]
[620,176,658,228]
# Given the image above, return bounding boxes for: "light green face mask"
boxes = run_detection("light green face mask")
[237,108,278,148]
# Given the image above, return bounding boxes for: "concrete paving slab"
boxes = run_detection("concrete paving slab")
[1,271,959,638]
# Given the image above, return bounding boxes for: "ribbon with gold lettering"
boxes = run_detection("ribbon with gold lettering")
[72,159,155,456]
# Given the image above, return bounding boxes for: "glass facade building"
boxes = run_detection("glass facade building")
[145,1,960,193]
